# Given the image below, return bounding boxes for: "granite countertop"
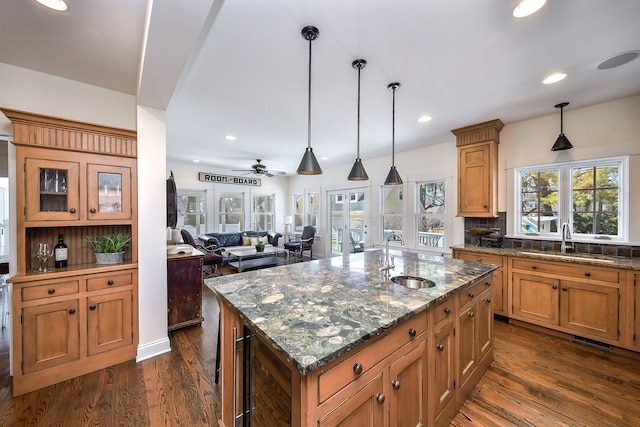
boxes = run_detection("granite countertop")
[205,249,496,375]
[450,244,640,270]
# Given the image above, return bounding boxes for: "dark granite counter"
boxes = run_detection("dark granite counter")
[450,244,640,270]
[205,249,496,375]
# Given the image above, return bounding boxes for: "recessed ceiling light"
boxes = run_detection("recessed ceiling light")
[35,0,69,11]
[417,115,432,123]
[192,159,200,163]
[597,51,640,70]
[512,0,546,18]
[321,157,328,161]
[225,135,237,141]
[543,72,567,84]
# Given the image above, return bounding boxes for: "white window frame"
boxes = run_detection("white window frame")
[252,193,275,231]
[380,185,405,244]
[415,179,446,250]
[514,156,628,242]
[218,192,245,232]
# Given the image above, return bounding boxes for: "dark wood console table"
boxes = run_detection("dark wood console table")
[167,249,204,331]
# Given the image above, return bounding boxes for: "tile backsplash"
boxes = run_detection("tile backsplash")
[464,212,640,259]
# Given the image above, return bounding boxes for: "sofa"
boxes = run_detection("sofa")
[200,231,282,264]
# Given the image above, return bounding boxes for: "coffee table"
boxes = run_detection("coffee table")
[227,246,288,272]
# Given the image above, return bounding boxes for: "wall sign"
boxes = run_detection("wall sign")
[199,172,261,186]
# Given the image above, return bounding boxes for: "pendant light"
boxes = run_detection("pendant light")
[348,59,369,181]
[297,26,322,175]
[551,102,573,151]
[384,82,403,185]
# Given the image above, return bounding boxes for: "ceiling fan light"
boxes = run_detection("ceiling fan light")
[297,147,322,175]
[348,158,369,181]
[35,0,69,11]
[384,166,403,186]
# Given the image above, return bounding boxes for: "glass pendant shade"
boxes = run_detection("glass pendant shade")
[551,102,573,151]
[384,82,403,186]
[297,26,322,175]
[348,59,369,181]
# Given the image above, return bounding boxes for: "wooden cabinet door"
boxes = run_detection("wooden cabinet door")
[86,162,133,221]
[318,374,384,427]
[87,290,133,355]
[512,272,560,325]
[477,290,493,360]
[24,157,80,222]
[454,251,506,315]
[458,142,492,216]
[560,280,619,341]
[389,340,427,427]
[457,304,477,388]
[635,274,640,349]
[167,254,204,330]
[22,299,80,373]
[433,319,455,419]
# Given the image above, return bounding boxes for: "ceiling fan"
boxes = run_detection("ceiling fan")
[232,159,286,177]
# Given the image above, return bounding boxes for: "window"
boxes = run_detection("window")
[416,180,445,248]
[178,190,207,236]
[381,185,404,241]
[293,193,304,231]
[252,194,274,231]
[219,193,244,232]
[515,157,627,241]
[307,192,320,229]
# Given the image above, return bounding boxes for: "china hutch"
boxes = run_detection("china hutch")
[2,108,138,396]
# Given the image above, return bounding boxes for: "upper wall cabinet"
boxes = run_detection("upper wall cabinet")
[452,119,504,218]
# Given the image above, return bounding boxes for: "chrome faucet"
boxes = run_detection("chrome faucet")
[381,232,404,280]
[561,222,573,253]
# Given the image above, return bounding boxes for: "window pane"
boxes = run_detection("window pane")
[383,215,403,240]
[219,193,243,231]
[571,164,619,236]
[573,189,593,212]
[597,213,618,235]
[573,213,593,234]
[418,182,445,214]
[518,169,558,234]
[383,187,403,214]
[253,194,274,231]
[596,189,618,212]
[417,215,444,247]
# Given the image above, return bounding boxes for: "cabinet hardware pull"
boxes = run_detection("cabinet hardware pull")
[68,308,76,315]
[353,363,363,375]
[90,208,97,214]
[485,281,491,286]
[486,298,492,303]
[89,305,97,310]
[469,311,475,318]
[477,258,482,262]
[562,286,568,291]
[107,280,114,286]
[408,328,416,337]
[585,271,591,277]
[392,380,401,390]
[48,288,56,295]
[69,208,77,214]
[444,307,451,314]
[531,265,537,270]
[376,393,385,404]
[468,293,475,298]
[552,285,558,289]
[437,344,444,351]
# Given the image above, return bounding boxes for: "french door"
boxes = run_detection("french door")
[328,188,369,256]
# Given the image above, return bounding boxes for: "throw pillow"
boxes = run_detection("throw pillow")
[250,237,259,246]
[242,236,251,246]
[259,235,269,244]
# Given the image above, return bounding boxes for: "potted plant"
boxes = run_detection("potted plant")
[88,233,132,264]
[255,241,265,252]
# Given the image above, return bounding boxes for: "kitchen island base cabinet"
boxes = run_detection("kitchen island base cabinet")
[167,251,204,331]
[216,275,494,427]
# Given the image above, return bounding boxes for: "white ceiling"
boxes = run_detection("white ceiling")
[2,0,639,176]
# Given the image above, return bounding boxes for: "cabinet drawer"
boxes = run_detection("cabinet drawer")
[512,258,619,284]
[434,297,455,324]
[317,313,426,404]
[456,251,504,267]
[86,272,133,291]
[458,278,492,308]
[22,280,80,301]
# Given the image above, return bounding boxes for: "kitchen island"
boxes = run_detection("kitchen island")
[205,250,497,427]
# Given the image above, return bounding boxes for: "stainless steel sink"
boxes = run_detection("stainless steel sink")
[391,275,436,289]
[518,251,615,264]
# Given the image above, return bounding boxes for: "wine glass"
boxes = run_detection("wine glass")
[34,243,54,272]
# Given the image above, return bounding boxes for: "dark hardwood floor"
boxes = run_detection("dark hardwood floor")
[1,282,639,426]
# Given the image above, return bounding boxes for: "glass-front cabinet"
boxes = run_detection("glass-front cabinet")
[25,157,80,222]
[22,149,133,224]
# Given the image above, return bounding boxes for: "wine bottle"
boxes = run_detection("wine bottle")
[54,233,68,268]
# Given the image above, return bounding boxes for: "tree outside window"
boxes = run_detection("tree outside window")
[416,181,445,248]
[572,165,619,236]
[253,194,274,231]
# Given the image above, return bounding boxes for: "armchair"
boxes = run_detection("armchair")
[284,226,315,262]
[180,229,224,277]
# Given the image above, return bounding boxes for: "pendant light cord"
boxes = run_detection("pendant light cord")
[356,64,361,159]
[391,86,396,167]
[307,35,312,149]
